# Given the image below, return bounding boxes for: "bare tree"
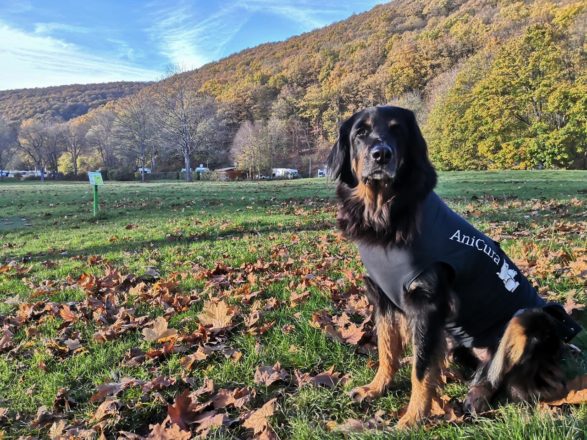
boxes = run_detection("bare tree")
[45,124,65,178]
[0,118,16,177]
[64,118,89,176]
[114,93,156,182]
[86,109,117,168]
[154,77,218,181]
[17,119,49,182]
[231,118,288,178]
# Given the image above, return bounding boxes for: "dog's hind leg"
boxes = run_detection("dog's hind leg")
[350,277,407,402]
[487,309,566,402]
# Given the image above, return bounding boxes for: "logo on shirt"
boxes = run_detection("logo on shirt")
[497,260,520,292]
[449,229,500,265]
[449,229,520,293]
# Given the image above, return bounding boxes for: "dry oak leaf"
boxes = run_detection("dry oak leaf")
[242,398,277,435]
[545,374,587,406]
[254,362,289,386]
[142,316,178,343]
[198,300,238,332]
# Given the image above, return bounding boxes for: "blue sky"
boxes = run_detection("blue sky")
[0,0,386,90]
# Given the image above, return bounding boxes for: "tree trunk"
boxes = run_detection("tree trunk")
[71,151,78,176]
[184,153,192,182]
[140,156,145,183]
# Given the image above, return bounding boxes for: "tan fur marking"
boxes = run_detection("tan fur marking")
[371,313,406,390]
[350,313,407,401]
[487,316,527,387]
[398,356,441,428]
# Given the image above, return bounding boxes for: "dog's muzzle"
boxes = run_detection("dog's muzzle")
[363,143,397,182]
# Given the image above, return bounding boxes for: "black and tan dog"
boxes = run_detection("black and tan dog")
[327,105,581,428]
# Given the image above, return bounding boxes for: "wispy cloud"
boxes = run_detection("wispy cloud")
[147,0,386,69]
[147,1,250,70]
[0,21,160,90]
[33,22,90,35]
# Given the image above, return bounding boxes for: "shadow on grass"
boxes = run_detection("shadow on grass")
[5,219,336,262]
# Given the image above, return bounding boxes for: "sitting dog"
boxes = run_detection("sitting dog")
[327,105,581,428]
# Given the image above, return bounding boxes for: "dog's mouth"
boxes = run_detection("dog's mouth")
[362,168,396,185]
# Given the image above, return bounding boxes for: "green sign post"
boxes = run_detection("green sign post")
[88,171,104,217]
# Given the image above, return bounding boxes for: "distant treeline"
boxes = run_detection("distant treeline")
[0,0,585,177]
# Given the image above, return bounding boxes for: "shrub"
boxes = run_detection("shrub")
[137,171,179,180]
[109,168,136,181]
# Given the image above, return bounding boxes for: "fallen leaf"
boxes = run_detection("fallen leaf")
[193,411,229,435]
[148,420,192,440]
[242,398,277,435]
[545,374,587,406]
[142,316,178,343]
[254,362,289,386]
[31,406,56,428]
[211,387,252,410]
[92,399,119,422]
[180,346,211,370]
[295,367,348,389]
[168,390,199,430]
[198,300,237,332]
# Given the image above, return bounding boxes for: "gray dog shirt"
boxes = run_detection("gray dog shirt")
[358,192,546,348]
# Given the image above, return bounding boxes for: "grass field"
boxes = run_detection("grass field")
[0,170,586,439]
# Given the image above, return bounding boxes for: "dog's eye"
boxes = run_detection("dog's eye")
[354,126,369,138]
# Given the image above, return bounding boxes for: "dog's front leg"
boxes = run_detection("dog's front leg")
[398,265,449,429]
[350,307,406,401]
[350,277,407,402]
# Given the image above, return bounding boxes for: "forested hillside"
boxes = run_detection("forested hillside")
[0,82,149,124]
[3,0,585,178]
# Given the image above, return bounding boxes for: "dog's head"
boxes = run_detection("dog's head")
[327,106,436,199]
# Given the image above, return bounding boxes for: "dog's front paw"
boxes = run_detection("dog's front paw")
[349,384,384,402]
[396,411,421,429]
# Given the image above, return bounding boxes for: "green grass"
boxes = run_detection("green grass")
[0,171,586,439]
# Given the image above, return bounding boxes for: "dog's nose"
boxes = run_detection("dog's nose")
[370,144,393,165]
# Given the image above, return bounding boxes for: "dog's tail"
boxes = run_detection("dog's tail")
[487,309,566,401]
[487,314,528,388]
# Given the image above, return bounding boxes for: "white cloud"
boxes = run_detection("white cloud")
[147,0,387,69]
[147,2,250,70]
[33,22,90,35]
[0,22,161,90]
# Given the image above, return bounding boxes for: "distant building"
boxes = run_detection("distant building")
[214,167,246,181]
[195,164,210,174]
[272,168,299,179]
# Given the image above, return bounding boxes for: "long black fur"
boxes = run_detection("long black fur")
[331,105,571,415]
[328,107,437,245]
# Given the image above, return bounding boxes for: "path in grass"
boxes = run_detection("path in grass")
[0,171,586,438]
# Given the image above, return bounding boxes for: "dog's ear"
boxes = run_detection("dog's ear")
[403,109,437,190]
[404,110,429,158]
[327,113,359,186]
